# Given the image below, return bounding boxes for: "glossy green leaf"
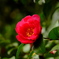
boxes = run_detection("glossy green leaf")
[45,40,56,50]
[48,27,59,40]
[50,44,59,51]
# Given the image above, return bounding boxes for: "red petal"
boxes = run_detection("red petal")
[28,35,38,41]
[22,15,31,22]
[32,14,40,22]
[16,35,34,44]
[15,21,24,34]
[34,25,42,35]
[28,18,40,27]
[15,22,29,35]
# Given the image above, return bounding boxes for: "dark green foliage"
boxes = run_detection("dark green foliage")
[33,34,43,48]
[48,27,59,40]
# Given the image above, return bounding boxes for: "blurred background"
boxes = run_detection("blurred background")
[0,0,59,59]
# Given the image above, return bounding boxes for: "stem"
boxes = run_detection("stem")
[43,37,59,40]
[28,43,34,59]
[16,44,24,59]
[30,43,34,51]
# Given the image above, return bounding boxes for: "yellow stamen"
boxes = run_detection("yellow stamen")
[32,53,36,56]
[26,28,34,37]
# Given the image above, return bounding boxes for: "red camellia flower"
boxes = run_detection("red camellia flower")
[15,14,42,44]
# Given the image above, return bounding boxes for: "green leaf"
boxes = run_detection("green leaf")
[55,56,59,59]
[38,41,46,53]
[29,50,34,59]
[44,39,49,46]
[48,27,59,40]
[46,57,54,59]
[50,44,59,57]
[50,44,59,51]
[49,30,58,40]
[16,44,24,59]
[53,27,59,37]
[45,40,56,50]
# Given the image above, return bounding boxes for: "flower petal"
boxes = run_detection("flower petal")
[22,15,31,22]
[34,25,42,35]
[16,35,34,44]
[15,21,24,34]
[27,35,38,41]
[32,14,40,22]
[15,22,29,35]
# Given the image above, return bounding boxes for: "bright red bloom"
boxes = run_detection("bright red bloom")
[15,14,42,44]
